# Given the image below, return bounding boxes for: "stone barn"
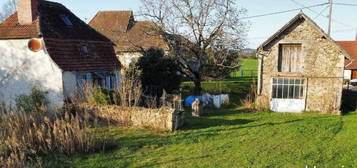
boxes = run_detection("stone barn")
[0,0,121,109]
[256,12,352,115]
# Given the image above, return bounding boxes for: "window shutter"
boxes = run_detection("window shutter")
[76,73,84,90]
[115,71,121,88]
[279,44,302,72]
[86,73,92,82]
[105,76,111,89]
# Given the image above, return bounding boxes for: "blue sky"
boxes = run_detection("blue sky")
[2,0,357,49]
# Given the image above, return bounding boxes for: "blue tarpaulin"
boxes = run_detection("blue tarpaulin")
[184,96,203,107]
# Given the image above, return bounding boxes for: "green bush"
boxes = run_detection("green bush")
[15,86,49,112]
[136,48,182,97]
[88,87,112,105]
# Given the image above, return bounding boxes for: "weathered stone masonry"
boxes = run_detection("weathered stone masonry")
[256,13,347,115]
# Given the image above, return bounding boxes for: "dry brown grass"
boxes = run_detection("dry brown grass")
[0,105,106,168]
[240,81,258,111]
[115,68,142,107]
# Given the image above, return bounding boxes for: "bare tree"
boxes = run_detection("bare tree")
[140,0,248,94]
[0,0,16,22]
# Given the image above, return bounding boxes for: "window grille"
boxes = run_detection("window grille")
[272,78,305,99]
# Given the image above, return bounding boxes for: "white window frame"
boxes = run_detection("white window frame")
[272,77,305,99]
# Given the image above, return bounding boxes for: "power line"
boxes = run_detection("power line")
[333,28,356,33]
[313,5,329,20]
[289,0,317,14]
[333,3,357,7]
[288,0,354,29]
[240,3,328,20]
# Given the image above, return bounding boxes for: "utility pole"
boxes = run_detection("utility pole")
[328,0,333,36]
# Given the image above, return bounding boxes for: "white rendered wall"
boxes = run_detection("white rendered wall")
[118,52,142,68]
[0,39,64,109]
[344,70,351,80]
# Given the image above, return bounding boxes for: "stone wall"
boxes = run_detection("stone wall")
[257,16,345,115]
[79,104,185,131]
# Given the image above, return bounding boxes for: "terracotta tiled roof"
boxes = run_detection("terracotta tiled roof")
[0,13,40,39]
[127,21,169,51]
[45,38,119,71]
[89,11,133,34]
[89,11,169,52]
[0,0,121,71]
[336,41,357,70]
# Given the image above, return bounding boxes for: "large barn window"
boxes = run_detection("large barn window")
[272,78,305,99]
[278,44,302,72]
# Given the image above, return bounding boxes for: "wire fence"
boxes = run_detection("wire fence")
[230,70,258,79]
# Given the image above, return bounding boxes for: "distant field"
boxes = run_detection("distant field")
[230,58,258,78]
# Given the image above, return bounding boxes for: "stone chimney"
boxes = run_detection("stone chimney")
[17,0,38,25]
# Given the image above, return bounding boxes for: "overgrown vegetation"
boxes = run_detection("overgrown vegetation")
[15,86,49,112]
[0,87,110,167]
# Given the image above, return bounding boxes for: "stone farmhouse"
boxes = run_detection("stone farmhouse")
[89,11,169,68]
[256,12,353,115]
[0,0,121,109]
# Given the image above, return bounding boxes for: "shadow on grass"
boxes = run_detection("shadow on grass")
[182,117,255,130]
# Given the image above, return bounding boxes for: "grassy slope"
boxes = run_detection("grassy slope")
[230,58,258,77]
[46,110,357,168]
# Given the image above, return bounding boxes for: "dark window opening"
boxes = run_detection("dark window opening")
[80,43,89,56]
[60,15,73,26]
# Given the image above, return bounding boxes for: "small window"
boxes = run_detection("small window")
[60,15,73,26]
[81,43,89,55]
[272,78,305,99]
[278,44,302,72]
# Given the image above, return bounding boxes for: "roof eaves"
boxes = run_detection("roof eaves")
[257,12,353,60]
[257,13,305,51]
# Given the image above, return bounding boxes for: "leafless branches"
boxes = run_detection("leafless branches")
[140,0,249,93]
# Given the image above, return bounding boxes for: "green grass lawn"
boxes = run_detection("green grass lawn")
[230,58,258,78]
[44,58,357,167]
[45,109,357,168]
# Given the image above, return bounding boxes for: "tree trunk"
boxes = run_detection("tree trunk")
[193,75,202,96]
